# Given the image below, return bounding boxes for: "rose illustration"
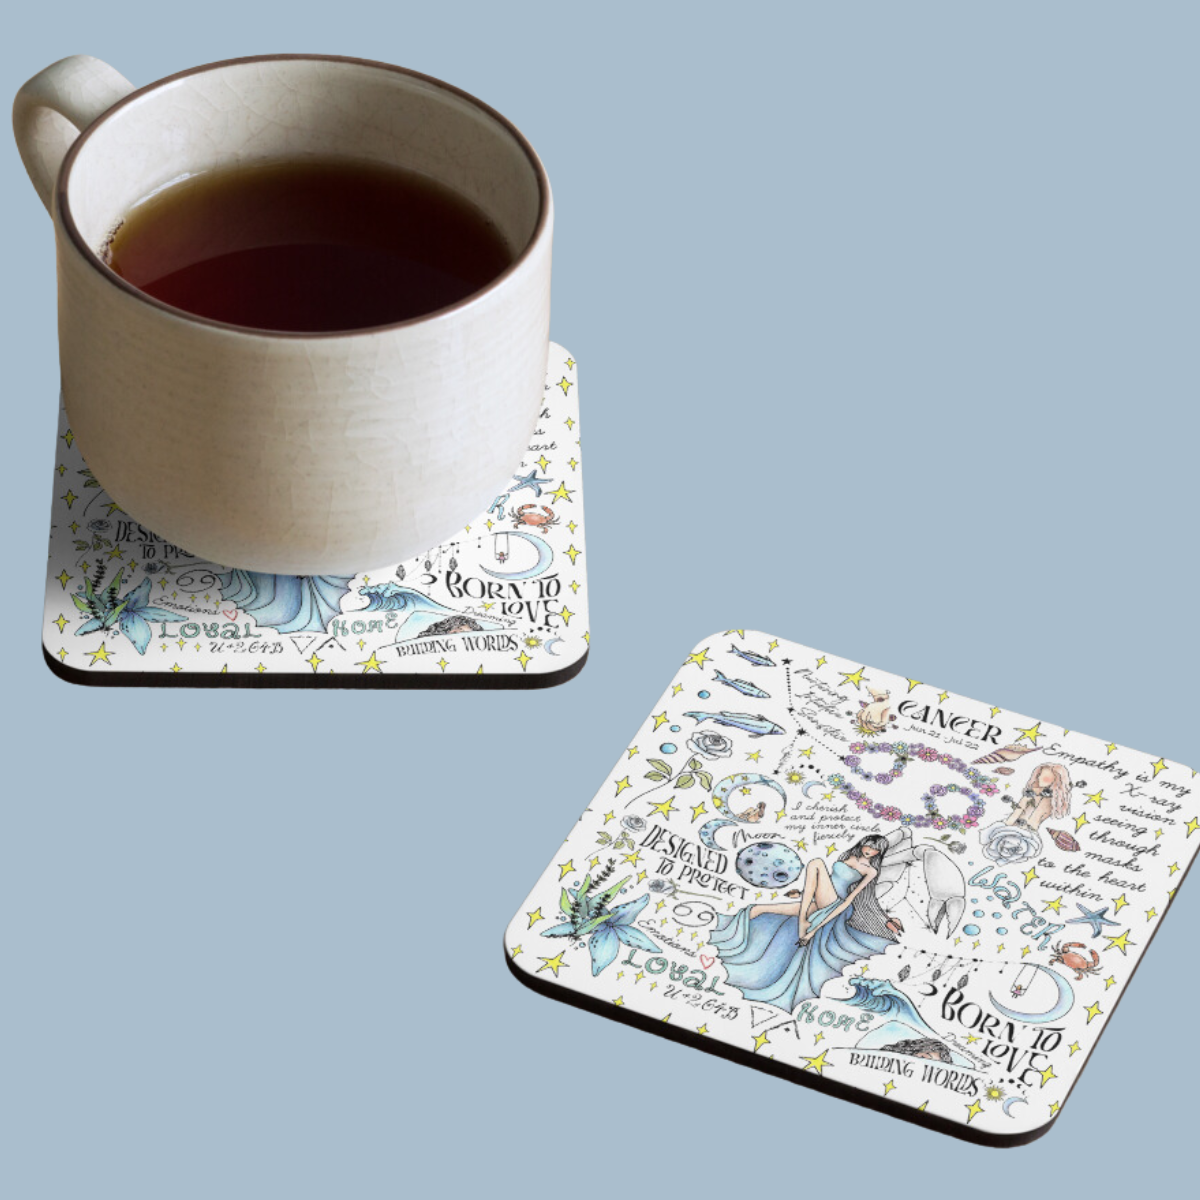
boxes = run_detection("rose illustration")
[687,732,733,760]
[979,821,1042,866]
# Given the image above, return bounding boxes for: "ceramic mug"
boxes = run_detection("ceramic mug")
[13,54,552,574]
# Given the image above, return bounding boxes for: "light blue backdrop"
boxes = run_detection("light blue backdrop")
[3,3,1196,1195]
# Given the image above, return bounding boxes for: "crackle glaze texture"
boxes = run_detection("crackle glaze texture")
[15,55,553,573]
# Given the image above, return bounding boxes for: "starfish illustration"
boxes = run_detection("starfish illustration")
[510,469,552,497]
[1066,904,1120,938]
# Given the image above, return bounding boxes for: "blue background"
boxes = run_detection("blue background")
[3,2,1196,1193]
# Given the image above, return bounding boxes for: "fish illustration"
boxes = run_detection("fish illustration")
[713,669,770,699]
[729,644,776,668]
[683,711,785,738]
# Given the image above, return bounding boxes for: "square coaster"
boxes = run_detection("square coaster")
[505,631,1197,1145]
[42,344,588,688]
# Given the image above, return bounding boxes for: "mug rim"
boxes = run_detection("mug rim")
[55,53,552,340]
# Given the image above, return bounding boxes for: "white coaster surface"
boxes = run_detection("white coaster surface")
[506,631,1196,1145]
[43,344,588,687]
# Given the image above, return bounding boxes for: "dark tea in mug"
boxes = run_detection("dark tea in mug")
[106,157,514,332]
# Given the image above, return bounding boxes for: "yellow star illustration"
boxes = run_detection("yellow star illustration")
[62,489,78,508]
[1049,1100,1060,1116]
[990,706,1002,717]
[565,357,575,369]
[613,996,624,1006]
[1104,975,1115,989]
[603,811,615,824]
[1185,816,1199,837]
[437,658,450,672]
[801,1050,830,1074]
[653,712,669,730]
[527,908,544,928]
[560,543,582,568]
[1104,930,1134,955]
[1113,893,1128,913]
[1084,789,1106,807]
[696,1024,709,1035]
[752,1032,770,1053]
[627,746,639,759]
[797,747,813,758]
[1043,897,1063,914]
[515,649,532,671]
[1085,1001,1102,1023]
[965,1100,983,1123]
[1023,866,1038,885]
[1150,757,1167,778]
[815,656,827,669]
[537,951,567,977]
[685,646,711,668]
[1168,861,1180,875]
[746,750,761,762]
[509,945,522,958]
[559,606,575,625]
[550,482,574,503]
[56,569,72,589]
[1146,908,1157,921]
[839,666,866,690]
[53,613,68,634]
[568,457,578,471]
[170,663,182,673]
[56,648,68,661]
[557,376,572,395]
[767,640,779,652]
[306,652,323,673]
[1039,1064,1056,1088]
[1068,1041,1081,1056]
[615,776,631,796]
[557,860,575,880]
[87,641,114,666]
[535,454,551,472]
[254,663,267,675]
[62,428,74,447]
[690,802,708,822]
[1015,722,1043,745]
[938,691,949,704]
[649,798,675,818]
[356,651,383,673]
[1021,946,1031,958]
[1074,813,1089,832]
[882,1080,896,1096]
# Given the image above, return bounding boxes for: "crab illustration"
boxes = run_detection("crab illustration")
[512,503,559,531]
[1049,941,1101,980]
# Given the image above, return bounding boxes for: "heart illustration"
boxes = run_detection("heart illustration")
[222,609,237,620]
[700,955,715,970]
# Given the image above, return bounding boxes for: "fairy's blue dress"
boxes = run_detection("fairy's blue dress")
[708,861,892,1013]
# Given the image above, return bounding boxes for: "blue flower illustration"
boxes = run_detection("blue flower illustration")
[541,868,662,976]
[74,568,183,654]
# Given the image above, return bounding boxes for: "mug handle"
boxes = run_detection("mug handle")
[13,55,135,213]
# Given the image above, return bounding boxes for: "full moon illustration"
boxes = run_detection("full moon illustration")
[735,842,804,888]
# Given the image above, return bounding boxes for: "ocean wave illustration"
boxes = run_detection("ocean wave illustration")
[359,582,507,641]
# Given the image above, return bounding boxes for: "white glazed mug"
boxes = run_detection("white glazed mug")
[13,54,552,574]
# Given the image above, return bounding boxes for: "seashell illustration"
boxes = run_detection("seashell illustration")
[995,767,1015,776]
[1047,828,1080,852]
[974,744,1036,765]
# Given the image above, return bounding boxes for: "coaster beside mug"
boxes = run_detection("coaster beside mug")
[505,630,1196,1144]
[43,346,587,689]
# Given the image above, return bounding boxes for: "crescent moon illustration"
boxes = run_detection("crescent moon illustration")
[713,773,788,812]
[801,779,827,800]
[545,637,563,657]
[1001,1095,1029,1118]
[988,965,1075,1024]
[482,531,554,580]
[699,818,739,849]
